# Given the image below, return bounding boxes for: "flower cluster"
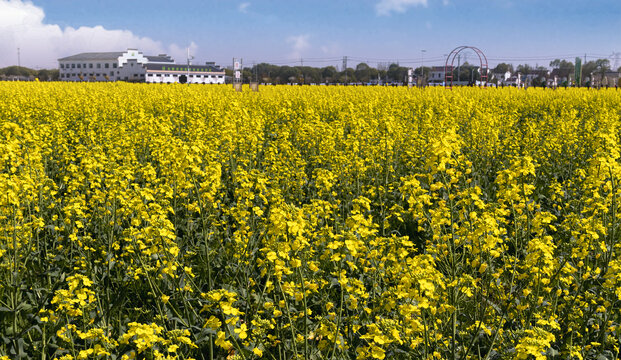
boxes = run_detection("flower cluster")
[1,83,620,359]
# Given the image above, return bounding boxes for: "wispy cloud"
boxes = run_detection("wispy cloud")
[320,41,341,57]
[375,0,428,15]
[238,2,250,13]
[286,34,310,59]
[0,0,195,68]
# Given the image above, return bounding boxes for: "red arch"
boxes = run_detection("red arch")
[444,46,489,89]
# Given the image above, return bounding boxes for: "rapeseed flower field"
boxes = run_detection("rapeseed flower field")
[0,83,620,359]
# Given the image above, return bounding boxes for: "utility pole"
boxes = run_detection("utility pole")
[421,49,426,87]
[17,47,21,68]
[342,56,348,84]
[186,47,194,85]
[457,54,461,85]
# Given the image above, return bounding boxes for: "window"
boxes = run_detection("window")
[105,63,109,68]
[110,71,114,76]
[89,63,93,68]
[97,63,101,68]
[77,64,81,68]
[96,73,100,76]
[72,63,75,68]
[60,64,64,69]
[83,64,86,68]
[113,63,117,68]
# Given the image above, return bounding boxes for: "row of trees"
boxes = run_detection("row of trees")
[228,58,619,85]
[493,58,616,79]
[0,66,59,81]
[1,58,616,85]
[232,62,499,85]
[229,62,418,84]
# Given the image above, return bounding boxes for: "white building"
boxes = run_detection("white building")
[58,49,169,82]
[492,71,512,85]
[58,49,224,84]
[145,63,225,84]
[428,66,453,84]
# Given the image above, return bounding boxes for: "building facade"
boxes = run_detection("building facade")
[145,63,225,84]
[58,49,165,82]
[58,49,224,84]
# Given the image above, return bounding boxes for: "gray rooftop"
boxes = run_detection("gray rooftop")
[145,55,174,63]
[58,52,124,61]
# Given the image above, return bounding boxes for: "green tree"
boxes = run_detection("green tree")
[493,63,513,74]
[321,66,338,83]
[355,63,370,83]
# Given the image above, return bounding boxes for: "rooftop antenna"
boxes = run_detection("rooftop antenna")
[187,47,194,85]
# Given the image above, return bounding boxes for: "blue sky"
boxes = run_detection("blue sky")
[1,0,620,69]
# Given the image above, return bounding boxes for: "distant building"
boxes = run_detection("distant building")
[58,49,224,84]
[492,71,511,85]
[58,49,163,82]
[593,71,620,87]
[550,68,573,86]
[145,63,225,84]
[429,66,453,84]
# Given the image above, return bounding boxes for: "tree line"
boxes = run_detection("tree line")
[228,58,619,85]
[0,66,59,81]
[1,58,616,85]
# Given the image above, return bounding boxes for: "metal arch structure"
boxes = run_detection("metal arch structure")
[444,46,489,89]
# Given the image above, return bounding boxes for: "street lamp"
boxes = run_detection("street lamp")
[421,49,426,87]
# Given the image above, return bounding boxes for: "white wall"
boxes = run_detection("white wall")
[145,72,225,84]
[59,59,119,81]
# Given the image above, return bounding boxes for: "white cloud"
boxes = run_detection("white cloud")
[375,0,428,15]
[0,0,196,68]
[286,34,310,60]
[238,2,250,13]
[168,41,199,65]
[320,42,341,57]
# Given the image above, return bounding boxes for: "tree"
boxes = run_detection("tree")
[493,63,513,74]
[549,59,574,71]
[355,63,370,83]
[321,66,337,83]
[37,69,51,81]
[581,59,611,86]
[387,63,408,83]
[337,68,356,84]
[595,59,610,74]
[516,64,533,75]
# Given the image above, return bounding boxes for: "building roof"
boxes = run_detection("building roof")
[145,63,224,72]
[58,52,124,61]
[430,66,454,72]
[145,55,174,63]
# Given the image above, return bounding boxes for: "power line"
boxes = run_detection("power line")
[237,52,616,70]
